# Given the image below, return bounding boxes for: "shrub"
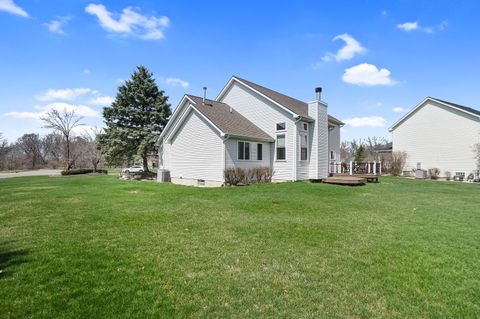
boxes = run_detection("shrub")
[428,168,440,180]
[224,167,273,186]
[445,171,452,181]
[61,168,108,176]
[390,151,407,176]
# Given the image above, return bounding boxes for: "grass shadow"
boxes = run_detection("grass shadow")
[0,241,29,279]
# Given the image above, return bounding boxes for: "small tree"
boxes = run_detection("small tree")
[354,144,365,162]
[390,151,407,176]
[41,109,83,170]
[474,143,480,169]
[82,127,104,171]
[0,133,10,170]
[99,66,171,171]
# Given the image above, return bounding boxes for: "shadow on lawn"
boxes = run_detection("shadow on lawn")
[0,241,29,279]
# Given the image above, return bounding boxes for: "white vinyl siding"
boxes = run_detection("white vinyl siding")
[168,110,224,182]
[328,124,341,162]
[296,121,309,180]
[219,82,295,180]
[225,138,271,169]
[392,101,480,175]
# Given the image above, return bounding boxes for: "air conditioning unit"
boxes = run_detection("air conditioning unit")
[415,169,427,179]
[157,169,170,182]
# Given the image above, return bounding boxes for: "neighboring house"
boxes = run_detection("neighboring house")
[158,76,344,186]
[389,97,480,177]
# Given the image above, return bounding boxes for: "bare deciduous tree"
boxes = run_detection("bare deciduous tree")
[390,151,408,176]
[41,109,83,170]
[82,127,104,171]
[0,133,10,170]
[16,133,45,169]
[42,133,64,167]
[474,143,480,169]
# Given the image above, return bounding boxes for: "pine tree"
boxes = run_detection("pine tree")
[99,66,171,171]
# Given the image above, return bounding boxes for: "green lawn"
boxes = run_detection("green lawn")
[1,176,479,318]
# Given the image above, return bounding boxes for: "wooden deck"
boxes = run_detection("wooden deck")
[322,176,366,186]
[332,173,380,183]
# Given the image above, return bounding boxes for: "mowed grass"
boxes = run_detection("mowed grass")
[0,176,479,318]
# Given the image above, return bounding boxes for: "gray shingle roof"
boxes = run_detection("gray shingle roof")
[186,95,274,142]
[430,97,480,117]
[233,76,344,125]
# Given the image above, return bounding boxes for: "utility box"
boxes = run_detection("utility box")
[157,169,171,183]
[415,169,427,179]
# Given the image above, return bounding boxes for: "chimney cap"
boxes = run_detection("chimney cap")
[315,87,322,93]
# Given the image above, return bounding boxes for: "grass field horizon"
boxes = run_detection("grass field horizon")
[1,175,479,318]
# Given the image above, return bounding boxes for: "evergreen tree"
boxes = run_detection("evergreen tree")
[354,144,365,162]
[99,66,171,171]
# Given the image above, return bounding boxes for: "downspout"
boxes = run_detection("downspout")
[222,134,230,185]
[293,116,302,181]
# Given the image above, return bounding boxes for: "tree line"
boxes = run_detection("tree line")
[1,66,171,173]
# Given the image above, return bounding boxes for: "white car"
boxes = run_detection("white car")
[122,165,144,174]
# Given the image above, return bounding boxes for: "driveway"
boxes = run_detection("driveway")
[0,169,61,179]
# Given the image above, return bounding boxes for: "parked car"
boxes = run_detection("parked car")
[122,165,144,174]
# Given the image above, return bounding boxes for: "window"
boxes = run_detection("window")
[330,151,335,160]
[238,141,250,160]
[276,122,286,131]
[257,143,263,161]
[300,134,308,161]
[302,122,308,131]
[276,135,286,160]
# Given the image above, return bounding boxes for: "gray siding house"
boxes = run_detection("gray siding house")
[158,76,344,186]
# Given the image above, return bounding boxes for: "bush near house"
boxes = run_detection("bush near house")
[390,151,408,176]
[61,168,108,176]
[224,167,273,186]
[445,171,452,181]
[428,168,441,180]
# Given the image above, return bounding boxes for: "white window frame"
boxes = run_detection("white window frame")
[330,151,336,160]
[299,132,308,161]
[300,122,308,132]
[256,143,263,161]
[275,134,286,161]
[237,141,251,161]
[276,122,286,132]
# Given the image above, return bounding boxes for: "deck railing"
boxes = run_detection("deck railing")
[329,161,382,175]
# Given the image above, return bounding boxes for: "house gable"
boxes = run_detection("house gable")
[390,97,480,132]
[392,98,480,174]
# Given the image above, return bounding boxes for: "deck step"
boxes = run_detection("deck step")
[322,176,366,186]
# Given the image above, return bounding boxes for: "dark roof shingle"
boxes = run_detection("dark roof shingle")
[186,95,274,142]
[233,76,344,125]
[430,97,480,117]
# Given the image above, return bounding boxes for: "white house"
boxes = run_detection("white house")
[158,76,344,186]
[389,97,480,178]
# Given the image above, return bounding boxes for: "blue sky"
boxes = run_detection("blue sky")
[1,0,480,142]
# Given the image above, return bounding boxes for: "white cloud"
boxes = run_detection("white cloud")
[5,103,99,119]
[88,96,114,106]
[44,16,71,35]
[83,68,91,75]
[342,63,396,86]
[165,78,189,88]
[381,10,387,17]
[0,0,28,17]
[397,21,418,31]
[322,33,366,62]
[342,116,387,128]
[36,88,92,101]
[392,107,406,113]
[397,20,448,33]
[85,4,170,40]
